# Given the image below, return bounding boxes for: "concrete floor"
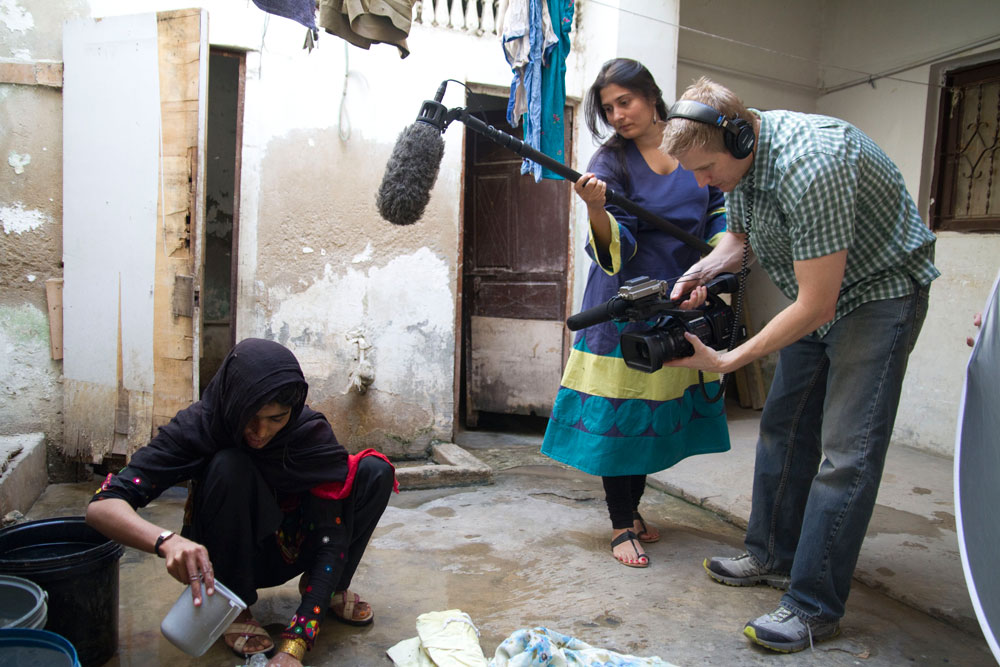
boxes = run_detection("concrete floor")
[23,430,996,667]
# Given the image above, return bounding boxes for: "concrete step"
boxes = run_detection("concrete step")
[395,443,493,490]
[0,433,47,518]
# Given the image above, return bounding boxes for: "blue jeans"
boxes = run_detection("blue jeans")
[745,286,929,622]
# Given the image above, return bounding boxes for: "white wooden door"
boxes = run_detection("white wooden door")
[62,10,208,464]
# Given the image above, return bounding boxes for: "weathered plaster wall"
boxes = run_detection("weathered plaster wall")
[0,0,82,478]
[221,10,507,455]
[3,0,685,466]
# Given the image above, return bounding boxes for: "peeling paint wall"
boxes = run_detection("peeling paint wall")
[0,0,70,473]
[199,0,679,455]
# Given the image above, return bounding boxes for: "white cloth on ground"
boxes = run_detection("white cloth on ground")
[387,609,488,667]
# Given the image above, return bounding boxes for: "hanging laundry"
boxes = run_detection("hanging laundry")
[499,0,571,182]
[538,0,574,180]
[319,0,416,59]
[251,0,317,30]
[499,0,557,182]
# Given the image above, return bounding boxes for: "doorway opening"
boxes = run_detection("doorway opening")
[199,48,245,394]
[457,91,573,439]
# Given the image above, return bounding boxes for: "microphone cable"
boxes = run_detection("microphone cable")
[698,166,755,404]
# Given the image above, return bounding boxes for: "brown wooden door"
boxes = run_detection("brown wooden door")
[462,98,572,426]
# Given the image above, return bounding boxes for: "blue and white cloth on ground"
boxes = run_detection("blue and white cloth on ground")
[490,627,676,666]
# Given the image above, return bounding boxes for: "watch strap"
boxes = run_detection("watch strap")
[154,530,175,557]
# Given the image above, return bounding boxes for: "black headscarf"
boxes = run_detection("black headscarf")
[126,338,348,497]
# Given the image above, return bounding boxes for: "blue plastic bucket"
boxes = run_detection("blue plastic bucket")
[0,517,122,667]
[0,628,80,666]
[0,575,47,629]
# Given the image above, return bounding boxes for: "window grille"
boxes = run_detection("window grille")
[931,60,1000,232]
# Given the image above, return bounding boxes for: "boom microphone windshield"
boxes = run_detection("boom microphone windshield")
[376,82,451,226]
[376,121,445,226]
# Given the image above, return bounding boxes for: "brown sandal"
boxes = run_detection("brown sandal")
[297,574,375,626]
[223,614,273,657]
[330,590,374,626]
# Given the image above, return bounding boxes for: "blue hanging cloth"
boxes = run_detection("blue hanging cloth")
[251,0,318,29]
[538,0,574,180]
[501,0,572,182]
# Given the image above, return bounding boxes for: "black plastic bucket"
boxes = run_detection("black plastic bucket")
[0,517,123,667]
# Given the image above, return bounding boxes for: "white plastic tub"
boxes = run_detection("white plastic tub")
[160,579,246,656]
[0,575,48,629]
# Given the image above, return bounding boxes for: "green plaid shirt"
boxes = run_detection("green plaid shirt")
[727,110,939,337]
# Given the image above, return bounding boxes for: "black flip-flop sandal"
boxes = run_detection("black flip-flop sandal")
[611,529,649,568]
[633,511,661,543]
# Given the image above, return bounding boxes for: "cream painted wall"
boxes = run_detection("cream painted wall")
[675,0,1000,458]
[816,4,1000,457]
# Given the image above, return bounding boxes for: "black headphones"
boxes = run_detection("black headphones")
[666,100,756,159]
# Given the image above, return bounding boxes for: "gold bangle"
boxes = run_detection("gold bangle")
[277,637,306,661]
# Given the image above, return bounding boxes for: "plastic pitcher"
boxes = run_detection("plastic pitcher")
[160,578,246,656]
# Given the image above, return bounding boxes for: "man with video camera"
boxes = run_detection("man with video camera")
[659,77,939,653]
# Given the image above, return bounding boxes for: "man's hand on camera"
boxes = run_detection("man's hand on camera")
[663,332,733,374]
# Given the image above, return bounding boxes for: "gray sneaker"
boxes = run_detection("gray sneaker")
[743,605,840,653]
[703,553,791,589]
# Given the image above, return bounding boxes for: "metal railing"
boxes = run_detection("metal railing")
[413,0,502,35]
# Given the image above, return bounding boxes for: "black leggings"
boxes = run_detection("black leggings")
[602,474,646,530]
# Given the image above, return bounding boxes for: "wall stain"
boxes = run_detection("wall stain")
[0,303,48,344]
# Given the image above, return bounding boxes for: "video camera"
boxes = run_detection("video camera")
[566,273,746,373]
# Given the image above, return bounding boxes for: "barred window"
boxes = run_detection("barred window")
[931,60,1000,232]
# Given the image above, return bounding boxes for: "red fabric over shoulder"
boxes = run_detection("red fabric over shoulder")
[310,448,398,499]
